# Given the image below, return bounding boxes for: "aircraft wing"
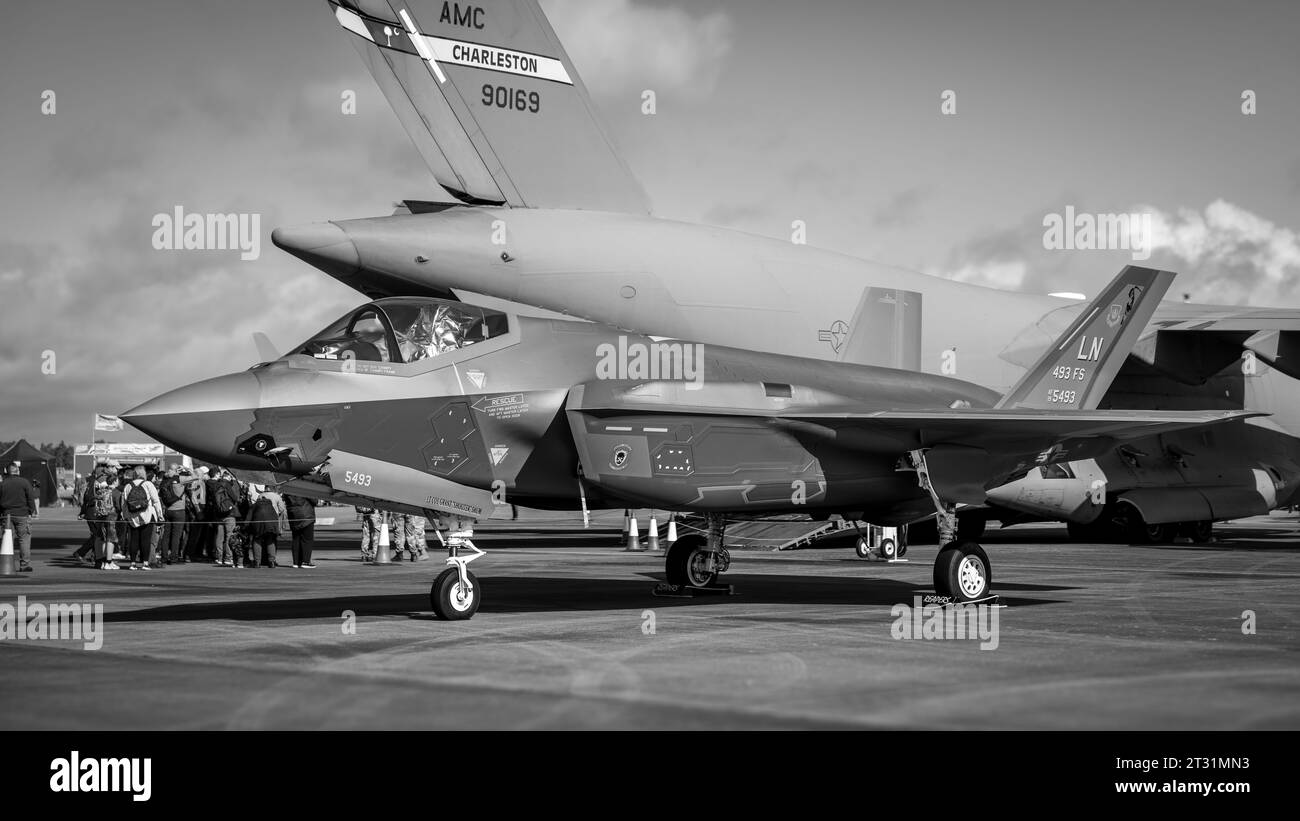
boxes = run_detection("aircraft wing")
[778,408,1260,500]
[328,0,650,213]
[1123,303,1300,383]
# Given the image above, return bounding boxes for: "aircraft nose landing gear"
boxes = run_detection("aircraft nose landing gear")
[430,517,483,620]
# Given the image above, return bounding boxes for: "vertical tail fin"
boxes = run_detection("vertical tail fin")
[996,266,1173,410]
[329,1,650,213]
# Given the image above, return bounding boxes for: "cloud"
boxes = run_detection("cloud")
[945,260,1029,290]
[1143,199,1300,304]
[931,199,1300,304]
[929,217,1049,291]
[541,0,733,100]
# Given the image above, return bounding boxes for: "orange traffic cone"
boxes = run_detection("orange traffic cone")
[648,516,661,551]
[625,516,645,551]
[0,516,15,576]
[374,514,393,565]
[666,516,678,546]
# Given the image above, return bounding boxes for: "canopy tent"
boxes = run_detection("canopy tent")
[0,440,59,507]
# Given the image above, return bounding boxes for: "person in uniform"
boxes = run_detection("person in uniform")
[357,505,381,561]
[391,512,410,560]
[405,514,428,561]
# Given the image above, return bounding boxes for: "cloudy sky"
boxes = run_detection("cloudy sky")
[1,0,1297,444]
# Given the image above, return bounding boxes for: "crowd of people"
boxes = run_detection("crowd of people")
[2,460,438,572]
[72,464,319,571]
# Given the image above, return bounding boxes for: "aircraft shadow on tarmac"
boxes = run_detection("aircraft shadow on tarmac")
[99,574,1070,623]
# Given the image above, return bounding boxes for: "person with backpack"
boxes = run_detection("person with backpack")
[183,467,209,563]
[84,470,122,570]
[210,469,242,566]
[119,465,163,571]
[283,492,317,568]
[244,485,288,568]
[158,466,191,565]
[73,477,100,566]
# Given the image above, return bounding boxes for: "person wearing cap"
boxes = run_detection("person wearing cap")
[0,462,37,572]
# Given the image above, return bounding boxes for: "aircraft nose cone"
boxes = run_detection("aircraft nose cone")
[271,221,360,279]
[121,372,261,466]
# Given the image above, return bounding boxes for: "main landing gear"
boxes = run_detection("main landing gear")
[909,449,994,603]
[661,513,733,594]
[429,516,484,620]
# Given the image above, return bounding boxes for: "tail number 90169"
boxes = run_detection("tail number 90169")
[344,471,373,488]
[482,84,540,113]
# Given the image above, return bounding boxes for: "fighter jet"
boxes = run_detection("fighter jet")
[269,1,1300,543]
[123,265,1255,619]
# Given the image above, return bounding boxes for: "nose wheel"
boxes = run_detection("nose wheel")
[430,519,484,620]
[431,567,480,620]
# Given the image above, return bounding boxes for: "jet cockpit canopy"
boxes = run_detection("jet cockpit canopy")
[294,298,509,364]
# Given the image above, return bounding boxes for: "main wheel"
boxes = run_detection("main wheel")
[431,567,480,620]
[1134,521,1174,544]
[665,535,717,588]
[933,541,992,602]
[854,537,872,559]
[1182,520,1213,543]
[878,538,897,560]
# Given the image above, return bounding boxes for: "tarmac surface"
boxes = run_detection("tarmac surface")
[1,507,1298,729]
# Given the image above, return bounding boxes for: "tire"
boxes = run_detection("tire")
[665,535,717,587]
[1183,520,1213,543]
[854,537,872,559]
[933,541,992,602]
[1134,521,1174,544]
[431,567,480,620]
[879,538,896,560]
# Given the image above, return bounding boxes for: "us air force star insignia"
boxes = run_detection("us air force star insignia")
[817,320,850,353]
